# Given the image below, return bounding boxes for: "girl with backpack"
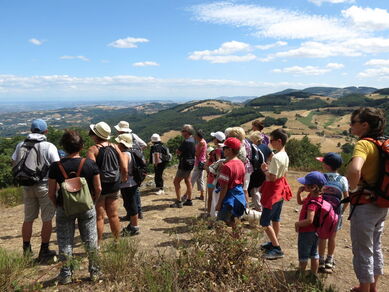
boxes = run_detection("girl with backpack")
[149,133,169,195]
[87,122,128,244]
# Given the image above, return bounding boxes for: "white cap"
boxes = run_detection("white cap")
[114,121,132,133]
[150,133,161,142]
[210,131,226,142]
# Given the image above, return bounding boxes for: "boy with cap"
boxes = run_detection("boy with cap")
[215,137,246,231]
[295,171,328,275]
[12,119,60,260]
[316,152,349,272]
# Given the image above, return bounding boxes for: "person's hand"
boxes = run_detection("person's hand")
[298,186,305,194]
[261,162,268,172]
[294,222,299,232]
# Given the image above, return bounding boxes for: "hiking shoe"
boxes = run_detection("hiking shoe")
[170,200,183,208]
[260,242,273,251]
[155,189,165,195]
[318,260,326,273]
[263,248,284,260]
[38,248,57,263]
[119,215,131,222]
[55,274,72,285]
[122,225,140,237]
[325,258,335,270]
[183,199,193,206]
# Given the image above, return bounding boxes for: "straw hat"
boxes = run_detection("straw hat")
[114,121,132,133]
[115,133,133,148]
[150,133,161,142]
[89,122,111,140]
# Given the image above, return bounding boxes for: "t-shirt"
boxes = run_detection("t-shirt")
[194,139,207,166]
[325,172,349,193]
[352,139,380,187]
[178,137,195,169]
[48,157,99,206]
[218,159,245,190]
[298,194,322,233]
[268,151,289,179]
[149,142,167,165]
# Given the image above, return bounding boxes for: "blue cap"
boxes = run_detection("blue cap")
[316,152,343,170]
[30,119,48,133]
[297,171,327,186]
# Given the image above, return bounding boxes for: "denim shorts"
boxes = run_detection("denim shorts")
[217,205,234,223]
[298,231,319,262]
[260,200,283,227]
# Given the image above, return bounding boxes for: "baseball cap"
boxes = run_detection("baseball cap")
[210,131,226,142]
[220,137,241,151]
[297,171,327,186]
[316,152,343,170]
[30,119,48,133]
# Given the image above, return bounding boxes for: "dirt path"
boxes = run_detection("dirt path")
[1,167,388,291]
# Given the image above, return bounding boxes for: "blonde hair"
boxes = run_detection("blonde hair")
[249,131,263,144]
[226,127,245,141]
[182,124,194,135]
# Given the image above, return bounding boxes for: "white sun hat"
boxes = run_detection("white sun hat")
[89,122,111,140]
[115,133,133,148]
[210,131,226,142]
[150,133,161,142]
[114,121,132,133]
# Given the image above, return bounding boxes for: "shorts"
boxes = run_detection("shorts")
[96,191,120,202]
[217,205,234,223]
[23,183,55,222]
[298,231,319,262]
[260,200,284,227]
[175,168,192,179]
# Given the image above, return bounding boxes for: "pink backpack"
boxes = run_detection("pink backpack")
[308,197,339,239]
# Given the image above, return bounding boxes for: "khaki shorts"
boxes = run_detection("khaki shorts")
[96,191,120,203]
[175,168,192,179]
[23,183,55,222]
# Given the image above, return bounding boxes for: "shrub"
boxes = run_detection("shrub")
[0,248,31,291]
[286,136,322,171]
[0,187,23,207]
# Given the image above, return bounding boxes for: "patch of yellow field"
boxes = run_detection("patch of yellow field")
[181,100,236,113]
[202,114,224,121]
[160,130,181,143]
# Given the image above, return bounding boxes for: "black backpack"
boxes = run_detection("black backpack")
[161,144,172,162]
[12,140,48,186]
[96,144,121,184]
[249,141,265,171]
[128,149,147,186]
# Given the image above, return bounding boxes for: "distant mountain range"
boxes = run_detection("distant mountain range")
[272,86,378,98]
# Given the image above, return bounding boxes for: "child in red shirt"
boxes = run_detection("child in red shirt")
[295,171,328,275]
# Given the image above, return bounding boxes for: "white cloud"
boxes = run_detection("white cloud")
[133,61,160,67]
[188,41,256,63]
[60,56,90,62]
[273,63,344,75]
[342,6,389,31]
[309,0,355,6]
[108,37,149,48]
[326,62,344,69]
[29,38,44,46]
[256,41,287,50]
[192,2,360,41]
[365,59,389,66]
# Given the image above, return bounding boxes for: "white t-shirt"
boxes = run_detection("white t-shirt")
[268,151,289,179]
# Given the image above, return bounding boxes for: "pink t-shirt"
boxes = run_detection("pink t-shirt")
[298,194,321,233]
[218,159,245,190]
[195,139,207,166]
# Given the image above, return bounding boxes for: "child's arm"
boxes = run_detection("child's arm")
[215,184,228,211]
[296,186,305,205]
[295,210,315,232]
[261,162,277,182]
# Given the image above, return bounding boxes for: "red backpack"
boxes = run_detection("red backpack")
[362,137,389,208]
[308,197,339,239]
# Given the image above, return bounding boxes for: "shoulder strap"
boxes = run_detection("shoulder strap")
[57,161,68,179]
[76,158,86,177]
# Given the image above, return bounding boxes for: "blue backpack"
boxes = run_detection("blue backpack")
[322,173,344,214]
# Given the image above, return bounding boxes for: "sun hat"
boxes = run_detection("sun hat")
[297,171,327,186]
[114,121,132,133]
[89,122,111,140]
[31,119,48,133]
[316,152,343,170]
[220,137,241,151]
[115,133,133,148]
[210,131,226,142]
[150,133,161,142]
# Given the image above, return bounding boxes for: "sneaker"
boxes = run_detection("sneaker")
[55,273,72,285]
[260,242,273,251]
[170,200,183,208]
[122,225,140,237]
[263,248,284,260]
[119,215,131,222]
[155,189,165,195]
[183,200,193,206]
[325,258,335,270]
[38,248,57,263]
[318,260,326,273]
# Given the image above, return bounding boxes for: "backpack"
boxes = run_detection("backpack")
[57,158,94,217]
[362,137,389,208]
[128,149,147,186]
[12,140,48,186]
[161,144,172,162]
[249,142,265,171]
[322,174,344,213]
[96,144,121,184]
[308,198,339,239]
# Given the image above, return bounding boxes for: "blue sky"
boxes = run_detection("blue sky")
[1,0,389,101]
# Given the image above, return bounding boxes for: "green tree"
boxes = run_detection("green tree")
[285,136,322,171]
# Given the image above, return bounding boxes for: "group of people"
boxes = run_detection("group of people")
[11,106,388,291]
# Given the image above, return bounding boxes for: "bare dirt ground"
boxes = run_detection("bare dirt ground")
[1,166,388,291]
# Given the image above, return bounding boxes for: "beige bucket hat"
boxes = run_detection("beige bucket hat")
[89,122,111,140]
[114,121,132,133]
[115,133,133,148]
